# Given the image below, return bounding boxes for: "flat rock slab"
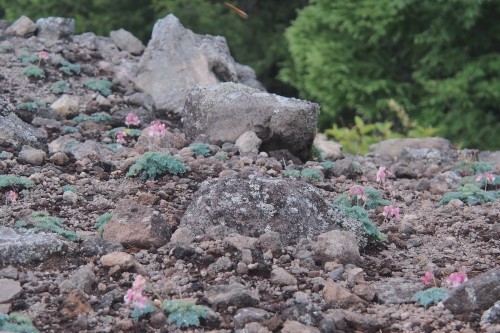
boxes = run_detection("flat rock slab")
[0,226,75,265]
[180,173,368,246]
[372,278,425,304]
[183,82,319,161]
[0,278,22,303]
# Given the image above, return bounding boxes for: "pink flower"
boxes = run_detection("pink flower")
[383,205,400,222]
[125,112,140,127]
[38,51,49,61]
[349,186,366,202]
[124,275,148,309]
[376,166,387,184]
[476,172,495,183]
[446,271,468,288]
[421,272,434,285]
[116,130,127,144]
[149,120,166,138]
[7,190,17,203]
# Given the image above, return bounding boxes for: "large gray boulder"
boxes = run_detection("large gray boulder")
[183,82,319,161]
[180,173,371,246]
[132,14,261,113]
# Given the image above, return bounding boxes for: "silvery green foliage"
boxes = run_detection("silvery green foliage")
[412,287,448,307]
[162,300,209,328]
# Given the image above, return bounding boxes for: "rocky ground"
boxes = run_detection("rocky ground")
[0,15,499,333]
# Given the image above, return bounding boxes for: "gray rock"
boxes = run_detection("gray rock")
[17,145,46,166]
[103,198,172,248]
[169,227,194,246]
[62,190,78,204]
[369,137,454,161]
[49,152,70,166]
[313,134,343,161]
[312,230,361,265]
[323,309,385,333]
[5,15,37,37]
[183,82,319,161]
[270,267,297,286]
[49,137,114,161]
[233,307,272,329]
[180,173,370,247]
[205,282,259,309]
[0,266,18,279]
[209,256,233,272]
[0,226,75,265]
[0,279,22,303]
[235,63,266,91]
[443,269,500,316]
[80,236,124,257]
[0,113,48,152]
[73,32,98,50]
[330,158,362,179]
[110,28,145,55]
[482,301,500,324]
[372,277,425,304]
[133,14,243,113]
[36,17,74,39]
[50,94,80,119]
[0,94,15,117]
[236,131,262,154]
[59,265,96,293]
[236,322,271,333]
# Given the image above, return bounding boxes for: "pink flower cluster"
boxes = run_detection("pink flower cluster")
[116,131,127,145]
[446,271,468,287]
[376,166,388,184]
[349,186,366,202]
[149,120,166,138]
[383,205,400,221]
[6,190,17,203]
[420,271,468,288]
[476,172,495,183]
[38,51,49,61]
[125,112,140,127]
[124,275,148,309]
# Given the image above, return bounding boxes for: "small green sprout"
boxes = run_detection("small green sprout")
[59,59,81,75]
[126,152,190,181]
[50,80,69,94]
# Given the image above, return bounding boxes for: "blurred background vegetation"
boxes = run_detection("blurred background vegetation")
[1,0,499,152]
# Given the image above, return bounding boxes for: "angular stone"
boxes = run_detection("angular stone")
[270,267,297,286]
[180,173,370,247]
[0,113,47,152]
[100,251,134,269]
[59,265,96,294]
[6,15,37,37]
[313,134,343,161]
[36,17,74,39]
[110,28,145,55]
[133,14,253,113]
[233,307,272,329]
[323,280,366,309]
[312,230,361,265]
[50,94,80,119]
[236,131,262,155]
[183,82,318,161]
[205,282,259,309]
[0,279,22,303]
[17,145,46,166]
[102,199,172,248]
[443,269,500,316]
